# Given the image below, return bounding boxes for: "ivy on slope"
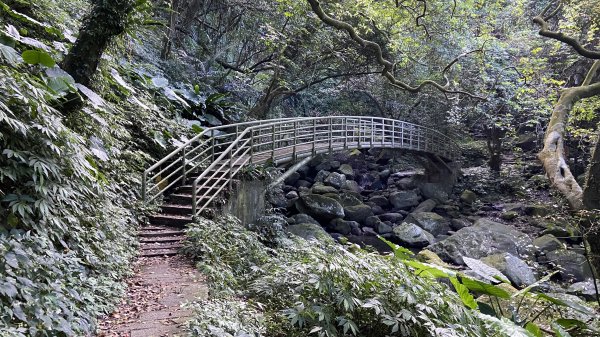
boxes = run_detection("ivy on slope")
[0,62,141,335]
[183,216,527,337]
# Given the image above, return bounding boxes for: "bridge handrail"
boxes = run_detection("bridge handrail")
[141,117,297,202]
[185,116,460,217]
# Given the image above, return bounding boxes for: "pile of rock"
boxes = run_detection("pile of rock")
[262,151,597,301]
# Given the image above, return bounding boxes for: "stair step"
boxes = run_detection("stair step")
[140,235,184,243]
[140,230,183,238]
[148,215,192,228]
[160,204,194,216]
[141,243,183,250]
[141,225,173,231]
[140,248,179,257]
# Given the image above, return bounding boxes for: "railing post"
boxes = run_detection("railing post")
[293,121,298,161]
[181,146,187,186]
[358,119,361,148]
[392,121,395,147]
[312,119,316,155]
[191,179,197,220]
[271,124,276,161]
[235,125,239,152]
[343,118,348,149]
[250,130,255,164]
[328,118,333,153]
[228,150,233,190]
[370,117,374,147]
[210,136,215,162]
[142,172,147,203]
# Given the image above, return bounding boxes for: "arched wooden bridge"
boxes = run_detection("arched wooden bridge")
[142,116,460,224]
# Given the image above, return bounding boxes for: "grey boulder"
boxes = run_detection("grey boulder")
[295,194,344,221]
[392,222,435,248]
[404,212,450,237]
[389,190,420,210]
[428,218,534,265]
[482,253,537,287]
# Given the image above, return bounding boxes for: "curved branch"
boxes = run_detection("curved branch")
[306,0,486,100]
[533,7,600,59]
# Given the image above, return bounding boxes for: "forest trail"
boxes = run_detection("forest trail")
[97,256,207,337]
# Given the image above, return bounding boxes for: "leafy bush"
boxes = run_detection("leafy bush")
[181,215,272,296]
[184,216,528,337]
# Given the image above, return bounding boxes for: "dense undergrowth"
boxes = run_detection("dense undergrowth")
[0,0,193,335]
[182,216,537,337]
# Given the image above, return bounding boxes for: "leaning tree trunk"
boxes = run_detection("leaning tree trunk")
[62,0,136,87]
[538,83,600,210]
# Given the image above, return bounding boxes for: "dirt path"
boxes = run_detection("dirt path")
[97,256,207,337]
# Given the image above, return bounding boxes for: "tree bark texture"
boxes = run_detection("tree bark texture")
[538,83,600,210]
[62,0,136,87]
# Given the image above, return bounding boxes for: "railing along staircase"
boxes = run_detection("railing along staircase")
[139,116,460,256]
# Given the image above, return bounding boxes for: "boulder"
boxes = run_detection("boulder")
[342,180,362,193]
[336,193,363,207]
[286,223,334,244]
[482,253,537,287]
[413,199,437,213]
[460,190,477,205]
[324,172,347,189]
[266,187,287,208]
[284,171,301,185]
[396,177,416,190]
[546,250,593,282]
[330,161,341,169]
[296,180,312,188]
[567,279,599,301]
[285,191,299,199]
[314,170,330,183]
[328,219,355,235]
[500,211,519,221]
[369,195,390,208]
[315,162,332,172]
[344,204,374,223]
[389,190,420,210]
[404,212,450,237]
[364,216,381,228]
[289,213,320,226]
[338,164,355,179]
[392,222,435,248]
[420,183,449,203]
[379,213,404,223]
[524,204,552,217]
[450,218,472,231]
[376,222,393,234]
[295,194,344,221]
[428,218,534,265]
[311,183,339,194]
[533,234,563,254]
[362,227,377,236]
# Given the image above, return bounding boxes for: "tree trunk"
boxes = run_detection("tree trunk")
[538,83,600,210]
[583,133,600,209]
[486,125,503,172]
[61,0,136,87]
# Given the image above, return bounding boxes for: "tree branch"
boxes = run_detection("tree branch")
[582,60,600,86]
[533,6,600,59]
[306,0,486,100]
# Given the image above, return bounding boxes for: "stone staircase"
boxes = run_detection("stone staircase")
[140,169,233,257]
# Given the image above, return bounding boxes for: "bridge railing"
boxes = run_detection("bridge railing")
[141,118,297,203]
[188,116,460,217]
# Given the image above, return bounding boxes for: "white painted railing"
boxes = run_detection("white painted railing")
[142,116,460,217]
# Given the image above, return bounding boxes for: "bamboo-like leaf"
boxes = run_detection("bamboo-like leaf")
[450,277,477,309]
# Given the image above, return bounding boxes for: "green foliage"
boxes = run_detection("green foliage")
[0,63,139,336]
[181,216,272,296]
[21,49,54,67]
[184,216,526,337]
